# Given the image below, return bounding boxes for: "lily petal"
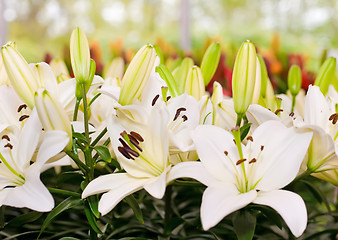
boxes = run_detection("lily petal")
[251,121,312,191]
[82,173,149,215]
[2,163,54,212]
[201,187,257,230]
[253,190,307,238]
[167,161,218,186]
[144,166,171,199]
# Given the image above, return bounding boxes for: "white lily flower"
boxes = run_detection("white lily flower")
[82,105,171,215]
[293,85,338,184]
[168,121,312,237]
[0,110,69,211]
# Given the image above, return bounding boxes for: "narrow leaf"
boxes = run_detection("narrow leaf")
[84,201,103,234]
[6,211,43,228]
[123,195,144,224]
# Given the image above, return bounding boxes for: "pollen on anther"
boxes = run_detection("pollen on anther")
[233,139,236,144]
[166,96,171,101]
[118,146,134,160]
[249,158,257,164]
[182,115,188,121]
[289,112,295,117]
[224,150,228,156]
[130,131,144,142]
[329,113,338,124]
[152,94,160,106]
[236,158,246,165]
[274,109,283,115]
[19,115,29,121]
[17,104,27,112]
[260,145,264,151]
[246,136,253,142]
[4,143,13,150]
[1,135,10,141]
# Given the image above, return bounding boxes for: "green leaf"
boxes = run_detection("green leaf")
[123,195,144,224]
[84,201,103,234]
[94,145,111,163]
[110,158,122,170]
[252,205,283,229]
[240,123,252,141]
[88,195,100,218]
[39,197,83,238]
[232,210,256,240]
[72,132,88,143]
[59,238,81,240]
[301,179,331,212]
[6,211,43,228]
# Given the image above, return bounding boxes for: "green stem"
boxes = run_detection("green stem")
[91,128,107,147]
[81,84,90,144]
[88,93,101,107]
[236,113,242,127]
[65,150,89,173]
[291,95,296,113]
[48,188,81,198]
[73,98,81,121]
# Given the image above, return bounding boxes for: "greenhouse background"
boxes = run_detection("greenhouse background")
[1,0,338,69]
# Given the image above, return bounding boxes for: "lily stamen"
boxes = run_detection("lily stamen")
[118,146,134,160]
[236,158,246,165]
[329,113,338,124]
[4,143,13,150]
[151,94,160,106]
[2,135,10,141]
[130,131,144,142]
[17,104,27,112]
[19,115,29,121]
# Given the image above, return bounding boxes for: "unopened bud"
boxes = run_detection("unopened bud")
[185,66,205,100]
[103,57,125,80]
[314,57,336,95]
[257,55,268,98]
[288,65,302,97]
[173,57,194,94]
[70,27,90,84]
[201,42,221,86]
[232,40,257,116]
[118,44,158,105]
[35,88,72,150]
[1,42,40,108]
[49,58,70,78]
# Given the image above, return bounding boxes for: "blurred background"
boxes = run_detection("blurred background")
[1,0,338,72]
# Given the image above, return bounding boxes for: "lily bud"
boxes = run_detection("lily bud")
[288,65,302,97]
[49,58,70,78]
[232,40,257,116]
[155,64,179,97]
[0,55,10,85]
[257,54,268,98]
[200,42,221,86]
[185,66,205,100]
[70,27,90,84]
[251,57,261,105]
[314,57,336,95]
[35,88,72,151]
[118,44,158,106]
[173,57,194,94]
[1,42,40,109]
[103,57,125,80]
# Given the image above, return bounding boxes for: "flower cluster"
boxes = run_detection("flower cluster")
[1,29,338,239]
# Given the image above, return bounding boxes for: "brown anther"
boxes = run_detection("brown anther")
[249,158,257,164]
[17,104,27,112]
[124,147,140,158]
[274,109,283,115]
[152,94,160,106]
[329,113,338,124]
[173,107,187,121]
[224,150,228,156]
[260,145,264,151]
[118,138,129,148]
[289,112,295,117]
[233,139,236,144]
[128,135,143,152]
[118,146,134,160]
[236,158,246,165]
[166,96,171,101]
[4,143,13,150]
[1,135,10,141]
[182,115,188,122]
[246,136,253,142]
[130,131,144,142]
[19,115,29,121]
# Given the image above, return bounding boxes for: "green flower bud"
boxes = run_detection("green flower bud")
[314,57,336,95]
[232,40,257,116]
[118,44,157,106]
[288,65,302,97]
[103,57,125,80]
[0,55,10,85]
[200,42,221,86]
[70,27,90,84]
[185,65,205,100]
[172,57,194,94]
[1,42,40,109]
[155,64,179,97]
[35,88,72,151]
[257,54,268,98]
